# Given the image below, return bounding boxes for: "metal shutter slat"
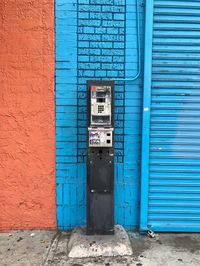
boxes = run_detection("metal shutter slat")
[141,0,200,232]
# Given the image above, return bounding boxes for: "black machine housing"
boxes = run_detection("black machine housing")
[87,80,114,235]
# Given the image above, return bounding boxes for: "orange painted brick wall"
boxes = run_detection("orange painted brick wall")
[0,0,56,230]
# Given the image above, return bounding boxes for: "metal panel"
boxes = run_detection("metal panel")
[141,0,200,232]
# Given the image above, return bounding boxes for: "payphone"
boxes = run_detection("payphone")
[87,80,114,235]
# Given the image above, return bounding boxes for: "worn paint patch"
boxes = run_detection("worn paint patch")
[0,0,56,229]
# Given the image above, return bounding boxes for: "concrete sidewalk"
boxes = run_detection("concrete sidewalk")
[1,229,200,266]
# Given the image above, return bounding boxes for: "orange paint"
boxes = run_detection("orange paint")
[0,0,56,230]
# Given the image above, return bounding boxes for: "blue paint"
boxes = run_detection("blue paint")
[140,0,200,232]
[140,0,154,232]
[56,0,144,230]
[115,0,141,82]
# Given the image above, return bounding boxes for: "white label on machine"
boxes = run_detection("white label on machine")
[89,128,113,147]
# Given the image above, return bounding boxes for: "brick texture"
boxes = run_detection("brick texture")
[56,0,144,229]
[77,0,126,163]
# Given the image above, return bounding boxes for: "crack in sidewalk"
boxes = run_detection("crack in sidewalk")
[43,232,61,266]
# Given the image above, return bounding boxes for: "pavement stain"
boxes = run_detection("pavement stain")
[128,232,151,259]
[1,231,200,266]
[168,236,200,253]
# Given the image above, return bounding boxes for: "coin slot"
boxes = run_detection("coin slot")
[97,98,105,103]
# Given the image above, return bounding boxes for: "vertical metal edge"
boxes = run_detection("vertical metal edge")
[140,0,154,232]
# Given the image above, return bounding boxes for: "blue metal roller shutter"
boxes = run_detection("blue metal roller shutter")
[140,0,200,232]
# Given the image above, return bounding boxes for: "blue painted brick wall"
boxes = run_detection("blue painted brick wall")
[77,0,126,164]
[56,0,144,230]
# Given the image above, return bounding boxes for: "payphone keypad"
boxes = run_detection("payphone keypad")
[91,86,112,126]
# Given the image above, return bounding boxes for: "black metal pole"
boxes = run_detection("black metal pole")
[87,80,114,235]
